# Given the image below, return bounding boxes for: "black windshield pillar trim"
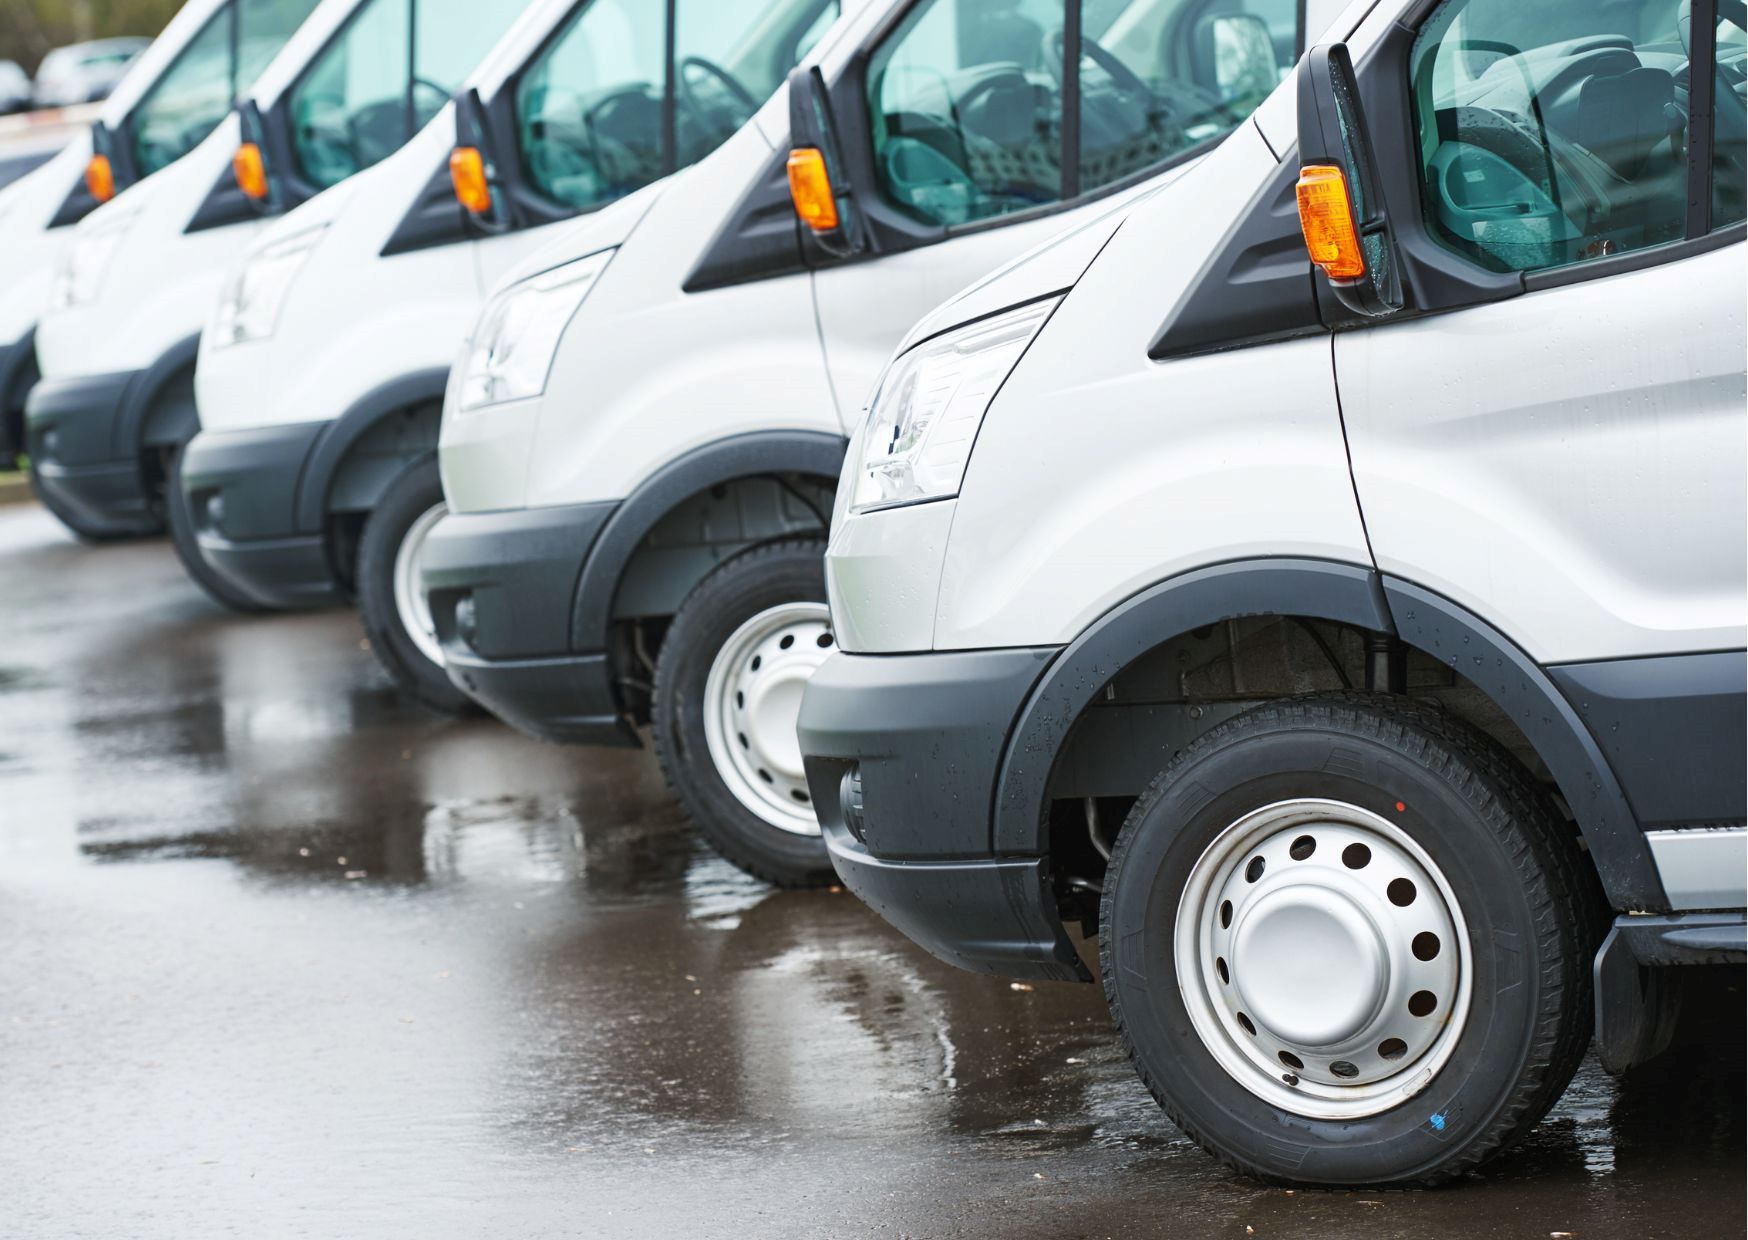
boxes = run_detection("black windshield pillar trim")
[1062,0,1082,201]
[1687,0,1718,238]
[662,0,679,176]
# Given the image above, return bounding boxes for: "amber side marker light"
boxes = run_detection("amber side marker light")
[1295,163,1366,281]
[85,154,115,203]
[450,146,492,215]
[786,147,838,232]
[234,142,269,201]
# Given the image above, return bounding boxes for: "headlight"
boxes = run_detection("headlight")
[210,224,327,348]
[50,206,138,309]
[846,297,1057,515]
[455,250,613,413]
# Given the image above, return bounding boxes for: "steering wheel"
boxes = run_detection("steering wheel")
[1440,105,1607,220]
[1044,29,1153,100]
[678,55,760,124]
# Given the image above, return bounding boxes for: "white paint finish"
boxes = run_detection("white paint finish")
[824,498,955,653]
[1338,242,1748,664]
[928,125,1372,652]
[0,139,88,345]
[1647,827,1748,911]
[1249,0,1372,156]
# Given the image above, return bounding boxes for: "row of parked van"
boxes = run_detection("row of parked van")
[2,0,1744,1188]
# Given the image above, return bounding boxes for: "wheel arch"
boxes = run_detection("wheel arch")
[566,429,847,655]
[293,367,450,535]
[992,557,1666,913]
[115,333,200,456]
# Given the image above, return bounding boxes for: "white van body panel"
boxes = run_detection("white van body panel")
[927,124,1372,653]
[1339,244,1748,665]
[35,115,262,378]
[32,0,376,383]
[0,0,242,350]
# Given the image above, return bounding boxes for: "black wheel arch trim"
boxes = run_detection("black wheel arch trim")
[292,367,451,533]
[566,430,847,657]
[988,558,1667,913]
[114,333,201,457]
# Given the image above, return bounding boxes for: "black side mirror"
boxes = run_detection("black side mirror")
[1295,43,1401,318]
[785,64,868,259]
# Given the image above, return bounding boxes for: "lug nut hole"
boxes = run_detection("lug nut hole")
[1216,957,1229,984]
[779,635,795,649]
[1378,1038,1407,1060]
[750,655,762,671]
[1289,835,1316,860]
[816,633,834,648]
[757,769,774,785]
[1278,1051,1304,1071]
[1236,1011,1256,1036]
[1330,1060,1359,1078]
[1412,932,1440,961]
[1408,990,1438,1017]
[1219,899,1232,929]
[738,732,749,749]
[1342,843,1371,869]
[1387,877,1417,906]
[1245,856,1265,883]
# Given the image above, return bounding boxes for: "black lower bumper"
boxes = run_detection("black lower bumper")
[796,646,1087,982]
[25,368,158,535]
[421,501,631,746]
[180,423,336,610]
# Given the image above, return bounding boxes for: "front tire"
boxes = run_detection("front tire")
[652,538,836,888]
[1100,694,1596,1187]
[166,442,268,612]
[357,458,476,717]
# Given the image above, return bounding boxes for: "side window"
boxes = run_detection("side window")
[675,0,839,166]
[1713,11,1747,228]
[517,0,668,212]
[291,0,413,189]
[1410,0,1699,273]
[866,0,1067,228]
[130,0,321,177]
[412,0,526,130]
[517,0,834,213]
[1079,0,1298,193]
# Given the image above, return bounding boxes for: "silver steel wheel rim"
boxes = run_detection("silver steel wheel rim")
[392,502,447,669]
[1174,798,1472,1120]
[702,601,833,836]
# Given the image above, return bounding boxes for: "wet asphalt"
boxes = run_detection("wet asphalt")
[0,501,1742,1240]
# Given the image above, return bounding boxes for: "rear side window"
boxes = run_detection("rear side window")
[1410,0,1746,272]
[130,0,322,177]
[290,0,524,190]
[866,0,1299,229]
[516,0,837,213]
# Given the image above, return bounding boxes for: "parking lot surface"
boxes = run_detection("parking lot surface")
[1,502,1741,1239]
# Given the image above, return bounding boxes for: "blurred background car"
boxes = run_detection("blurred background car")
[31,37,149,106]
[0,58,30,112]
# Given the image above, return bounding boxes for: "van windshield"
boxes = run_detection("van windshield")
[130,0,323,177]
[516,0,837,212]
[289,0,526,191]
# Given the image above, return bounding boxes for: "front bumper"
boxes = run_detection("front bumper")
[421,501,632,746]
[796,646,1088,982]
[180,422,335,610]
[25,368,157,536]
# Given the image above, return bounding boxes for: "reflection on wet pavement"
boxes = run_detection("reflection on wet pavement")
[0,506,1741,1239]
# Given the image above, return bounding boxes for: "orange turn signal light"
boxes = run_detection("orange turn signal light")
[85,154,115,203]
[449,146,492,215]
[786,147,839,233]
[1295,164,1366,282]
[234,142,269,201]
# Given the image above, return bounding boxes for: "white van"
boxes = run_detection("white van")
[419,0,1345,886]
[0,0,324,475]
[797,0,1747,1185]
[23,0,527,557]
[177,0,845,639]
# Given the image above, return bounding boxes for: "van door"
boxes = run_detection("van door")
[1334,0,1748,667]
[810,0,1307,418]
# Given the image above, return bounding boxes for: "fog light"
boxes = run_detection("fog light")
[203,493,225,534]
[42,430,60,459]
[454,596,478,649]
[839,766,865,843]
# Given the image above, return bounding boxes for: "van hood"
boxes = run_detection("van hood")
[893,160,1197,357]
[485,175,672,298]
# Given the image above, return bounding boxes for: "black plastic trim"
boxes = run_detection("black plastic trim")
[567,431,846,654]
[993,558,1392,855]
[1385,577,1667,912]
[380,151,474,257]
[1522,222,1746,291]
[185,158,257,233]
[114,334,201,457]
[293,368,450,532]
[24,370,136,468]
[443,647,631,747]
[180,420,328,543]
[680,147,808,293]
[1550,651,1747,830]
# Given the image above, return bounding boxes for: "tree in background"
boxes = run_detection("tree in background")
[0,0,180,73]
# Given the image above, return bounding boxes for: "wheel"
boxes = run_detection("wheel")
[652,537,836,888]
[1100,694,1597,1187]
[165,442,269,612]
[31,458,162,543]
[357,457,477,717]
